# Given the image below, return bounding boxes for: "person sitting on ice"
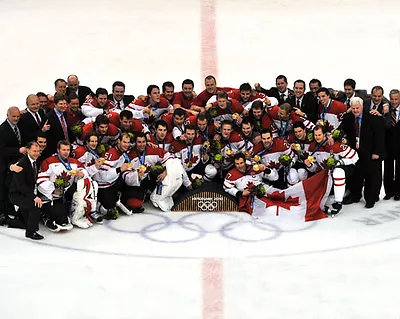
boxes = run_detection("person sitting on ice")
[122,133,183,212]
[172,125,217,189]
[223,153,269,214]
[304,124,359,216]
[37,140,97,230]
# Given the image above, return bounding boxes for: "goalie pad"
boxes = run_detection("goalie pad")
[70,178,98,228]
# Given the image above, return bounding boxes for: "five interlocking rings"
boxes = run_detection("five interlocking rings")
[197,200,218,211]
[105,212,317,243]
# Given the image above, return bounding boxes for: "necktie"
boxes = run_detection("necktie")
[296,99,300,108]
[14,126,21,144]
[280,93,285,102]
[34,112,41,126]
[392,108,398,127]
[373,104,377,110]
[355,117,360,137]
[60,114,69,140]
[32,161,37,179]
[117,101,121,109]
[346,99,351,109]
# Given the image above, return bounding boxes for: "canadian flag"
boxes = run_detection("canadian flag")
[247,170,331,222]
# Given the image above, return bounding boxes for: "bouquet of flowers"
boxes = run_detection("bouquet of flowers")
[151,163,165,176]
[208,107,218,117]
[71,124,83,137]
[192,176,203,189]
[97,144,110,155]
[326,157,338,169]
[307,131,314,142]
[279,154,292,167]
[250,183,266,198]
[54,173,71,198]
[331,129,344,142]
[213,153,223,163]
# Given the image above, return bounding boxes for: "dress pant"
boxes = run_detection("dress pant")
[349,156,382,204]
[7,206,40,232]
[383,156,400,197]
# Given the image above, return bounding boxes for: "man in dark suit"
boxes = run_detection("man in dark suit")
[288,79,318,123]
[255,75,294,105]
[66,74,93,106]
[340,97,385,208]
[41,93,70,159]
[107,81,135,110]
[0,107,26,221]
[18,94,49,145]
[383,89,400,200]
[333,79,368,108]
[8,141,44,240]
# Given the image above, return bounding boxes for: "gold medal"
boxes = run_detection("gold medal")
[187,161,192,168]
[295,144,301,151]
[139,164,146,172]
[226,148,232,156]
[253,155,261,162]
[69,169,77,176]
[253,164,260,171]
[307,156,315,163]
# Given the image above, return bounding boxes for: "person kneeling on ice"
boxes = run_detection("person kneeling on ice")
[223,153,269,214]
[305,125,358,216]
[37,140,97,231]
[122,133,183,212]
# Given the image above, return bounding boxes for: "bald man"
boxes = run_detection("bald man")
[18,94,49,145]
[66,74,93,106]
[0,107,26,221]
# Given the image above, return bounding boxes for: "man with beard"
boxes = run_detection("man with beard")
[305,125,358,215]
[253,128,298,187]
[173,79,199,115]
[172,125,217,188]
[241,119,261,152]
[195,113,216,142]
[65,92,85,128]
[223,153,267,214]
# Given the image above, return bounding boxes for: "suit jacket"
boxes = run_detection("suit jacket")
[9,155,38,209]
[42,110,70,158]
[259,87,294,105]
[288,93,318,123]
[0,120,22,173]
[18,109,45,145]
[336,90,369,105]
[363,99,391,129]
[339,112,385,160]
[66,85,93,106]
[385,105,400,158]
[107,94,135,109]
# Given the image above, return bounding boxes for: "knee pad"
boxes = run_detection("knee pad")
[204,164,217,181]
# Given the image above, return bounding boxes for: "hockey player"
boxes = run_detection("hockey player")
[252,128,298,187]
[148,120,174,152]
[122,133,181,212]
[305,125,359,216]
[172,125,217,188]
[37,140,96,230]
[77,114,119,147]
[317,87,347,132]
[94,133,135,219]
[223,153,268,214]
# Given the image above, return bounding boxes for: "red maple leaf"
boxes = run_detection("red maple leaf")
[185,155,199,164]
[269,161,281,169]
[58,170,72,182]
[259,190,300,216]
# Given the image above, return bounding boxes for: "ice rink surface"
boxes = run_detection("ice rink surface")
[1,0,400,318]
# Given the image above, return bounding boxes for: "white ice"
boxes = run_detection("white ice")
[1,0,400,318]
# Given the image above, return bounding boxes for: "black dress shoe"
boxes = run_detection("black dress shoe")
[384,194,392,200]
[343,197,360,205]
[25,232,44,240]
[365,202,375,209]
[394,195,400,201]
